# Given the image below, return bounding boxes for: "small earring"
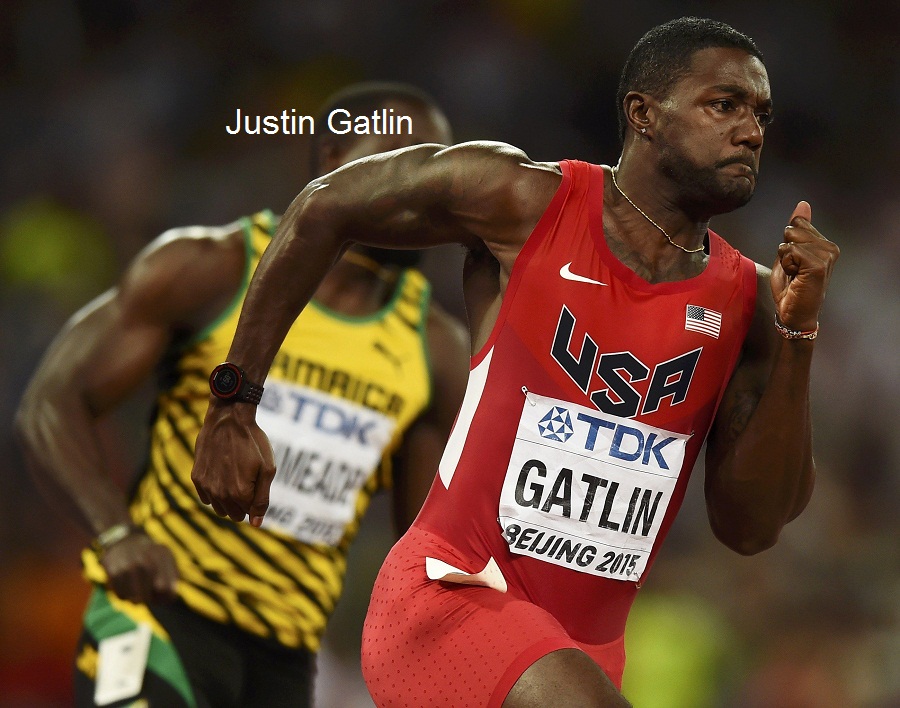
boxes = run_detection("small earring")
[640,127,647,134]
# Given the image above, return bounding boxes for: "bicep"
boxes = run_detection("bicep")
[706,267,777,469]
[83,295,178,414]
[706,357,766,470]
[302,141,558,254]
[26,286,175,419]
[26,232,240,417]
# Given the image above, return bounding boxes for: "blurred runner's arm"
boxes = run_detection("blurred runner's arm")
[15,226,244,603]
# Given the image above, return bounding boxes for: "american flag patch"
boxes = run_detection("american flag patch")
[685,304,722,339]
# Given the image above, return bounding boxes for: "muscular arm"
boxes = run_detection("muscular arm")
[705,203,839,555]
[15,225,245,601]
[192,141,561,524]
[392,302,470,532]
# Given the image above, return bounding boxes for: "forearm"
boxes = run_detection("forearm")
[225,145,464,381]
[706,339,815,554]
[16,390,132,538]
[226,187,344,381]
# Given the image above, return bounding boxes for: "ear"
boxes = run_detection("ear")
[622,91,655,138]
[318,136,347,174]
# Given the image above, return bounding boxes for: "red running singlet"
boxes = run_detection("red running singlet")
[362,160,757,707]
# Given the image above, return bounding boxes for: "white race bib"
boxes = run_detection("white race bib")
[94,623,152,706]
[257,381,396,545]
[498,391,688,583]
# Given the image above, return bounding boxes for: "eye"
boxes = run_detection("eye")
[756,111,773,127]
[712,99,735,112]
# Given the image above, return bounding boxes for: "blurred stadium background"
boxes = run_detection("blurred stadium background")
[1,1,897,706]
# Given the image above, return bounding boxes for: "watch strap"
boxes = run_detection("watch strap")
[241,380,265,405]
[210,362,265,404]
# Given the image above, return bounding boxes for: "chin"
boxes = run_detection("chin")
[712,180,755,214]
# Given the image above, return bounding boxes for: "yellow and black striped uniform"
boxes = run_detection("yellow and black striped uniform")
[82,210,432,652]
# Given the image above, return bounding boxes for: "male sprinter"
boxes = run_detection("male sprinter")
[17,82,467,707]
[192,20,838,707]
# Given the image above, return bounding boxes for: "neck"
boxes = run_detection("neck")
[313,250,398,316]
[608,157,708,254]
[341,250,398,282]
[603,164,709,284]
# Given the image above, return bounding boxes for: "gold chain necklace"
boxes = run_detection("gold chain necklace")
[341,250,397,283]
[610,167,705,254]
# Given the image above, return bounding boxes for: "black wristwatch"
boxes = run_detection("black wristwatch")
[209,362,264,404]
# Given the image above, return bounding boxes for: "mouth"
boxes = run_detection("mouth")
[722,163,757,185]
[719,158,758,179]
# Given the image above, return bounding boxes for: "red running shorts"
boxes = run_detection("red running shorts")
[361,526,625,707]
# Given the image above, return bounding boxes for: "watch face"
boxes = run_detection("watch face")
[211,363,241,397]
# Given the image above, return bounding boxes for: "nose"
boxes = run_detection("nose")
[735,108,764,151]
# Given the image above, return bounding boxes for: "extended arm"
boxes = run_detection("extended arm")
[191,141,561,525]
[15,226,245,601]
[705,202,839,554]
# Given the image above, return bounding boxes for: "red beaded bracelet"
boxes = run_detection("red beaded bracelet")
[774,316,819,340]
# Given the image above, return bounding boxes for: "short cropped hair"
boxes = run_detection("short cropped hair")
[616,17,764,139]
[310,81,445,174]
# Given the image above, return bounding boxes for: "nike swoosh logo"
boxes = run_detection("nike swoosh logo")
[373,340,404,370]
[560,262,607,286]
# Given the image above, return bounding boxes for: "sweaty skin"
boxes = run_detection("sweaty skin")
[191,47,838,706]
